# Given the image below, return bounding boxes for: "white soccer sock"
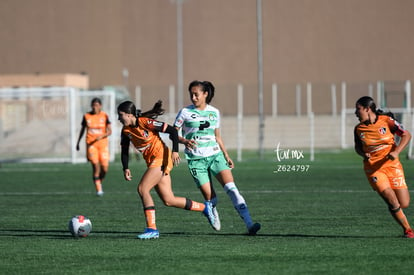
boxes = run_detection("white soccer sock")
[223,182,253,228]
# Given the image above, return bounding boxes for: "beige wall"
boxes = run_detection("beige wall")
[0,0,413,114]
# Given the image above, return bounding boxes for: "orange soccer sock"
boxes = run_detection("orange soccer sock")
[144,207,157,229]
[390,207,412,231]
[184,198,205,212]
[93,177,103,192]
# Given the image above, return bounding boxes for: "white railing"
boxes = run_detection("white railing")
[1,80,410,162]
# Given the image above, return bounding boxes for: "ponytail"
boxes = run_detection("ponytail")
[118,100,165,119]
[141,100,165,119]
[356,96,395,119]
[376,109,395,119]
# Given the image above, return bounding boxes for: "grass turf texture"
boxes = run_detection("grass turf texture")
[1,149,414,274]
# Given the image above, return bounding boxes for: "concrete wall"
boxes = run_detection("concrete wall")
[0,0,413,115]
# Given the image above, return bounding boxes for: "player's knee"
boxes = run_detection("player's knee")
[400,201,410,209]
[137,185,147,197]
[161,197,175,207]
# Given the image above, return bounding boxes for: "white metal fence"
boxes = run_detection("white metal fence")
[0,80,411,163]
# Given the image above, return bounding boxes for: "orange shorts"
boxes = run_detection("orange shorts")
[144,146,173,175]
[364,159,407,192]
[87,141,109,166]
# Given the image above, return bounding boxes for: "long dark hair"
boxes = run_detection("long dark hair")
[117,100,165,119]
[188,80,215,104]
[356,96,395,119]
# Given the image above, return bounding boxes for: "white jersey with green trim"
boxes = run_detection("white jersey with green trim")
[174,104,221,159]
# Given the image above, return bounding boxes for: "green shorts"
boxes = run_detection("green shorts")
[187,153,230,187]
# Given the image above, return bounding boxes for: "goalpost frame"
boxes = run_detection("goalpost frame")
[0,87,117,164]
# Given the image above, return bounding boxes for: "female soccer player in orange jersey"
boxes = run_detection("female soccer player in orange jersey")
[117,100,215,239]
[354,96,414,238]
[76,98,112,196]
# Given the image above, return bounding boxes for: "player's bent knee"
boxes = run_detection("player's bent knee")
[161,197,176,207]
[400,201,410,209]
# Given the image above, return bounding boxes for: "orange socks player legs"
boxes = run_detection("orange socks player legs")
[389,207,414,237]
[144,207,157,230]
[93,176,103,196]
[184,198,205,212]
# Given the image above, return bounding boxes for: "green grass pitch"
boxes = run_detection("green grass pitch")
[2,150,414,274]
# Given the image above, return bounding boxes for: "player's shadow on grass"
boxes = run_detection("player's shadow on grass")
[0,229,144,239]
[0,229,397,239]
[162,231,392,239]
[0,229,73,238]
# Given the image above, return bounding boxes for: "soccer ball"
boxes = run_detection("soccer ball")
[68,215,92,237]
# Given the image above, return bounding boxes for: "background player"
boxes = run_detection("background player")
[117,100,215,239]
[354,96,414,238]
[174,80,261,235]
[76,97,112,196]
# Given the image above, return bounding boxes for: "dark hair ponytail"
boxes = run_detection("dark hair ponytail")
[188,80,215,104]
[141,100,165,118]
[356,96,395,119]
[117,100,165,119]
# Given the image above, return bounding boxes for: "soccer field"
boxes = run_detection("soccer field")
[1,150,414,274]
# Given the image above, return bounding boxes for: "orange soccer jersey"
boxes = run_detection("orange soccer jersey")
[82,111,111,165]
[120,117,172,174]
[83,111,110,146]
[354,115,407,192]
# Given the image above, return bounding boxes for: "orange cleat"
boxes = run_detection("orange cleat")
[404,229,414,238]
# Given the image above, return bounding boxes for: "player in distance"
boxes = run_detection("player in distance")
[76,98,112,196]
[117,100,216,239]
[354,96,414,238]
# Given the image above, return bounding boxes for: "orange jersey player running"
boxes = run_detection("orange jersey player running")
[117,100,216,240]
[354,96,414,238]
[76,98,112,196]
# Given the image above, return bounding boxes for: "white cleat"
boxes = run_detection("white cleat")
[212,205,221,231]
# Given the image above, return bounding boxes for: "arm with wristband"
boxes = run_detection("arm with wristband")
[120,133,132,181]
[163,124,181,166]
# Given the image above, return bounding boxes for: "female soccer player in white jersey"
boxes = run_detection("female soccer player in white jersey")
[174,80,261,235]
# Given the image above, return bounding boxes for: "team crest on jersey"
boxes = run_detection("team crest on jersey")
[378,127,387,134]
[208,113,216,121]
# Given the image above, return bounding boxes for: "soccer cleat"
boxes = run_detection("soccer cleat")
[248,223,261,236]
[404,229,414,238]
[203,201,219,231]
[96,191,104,197]
[212,205,221,231]
[137,228,159,240]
